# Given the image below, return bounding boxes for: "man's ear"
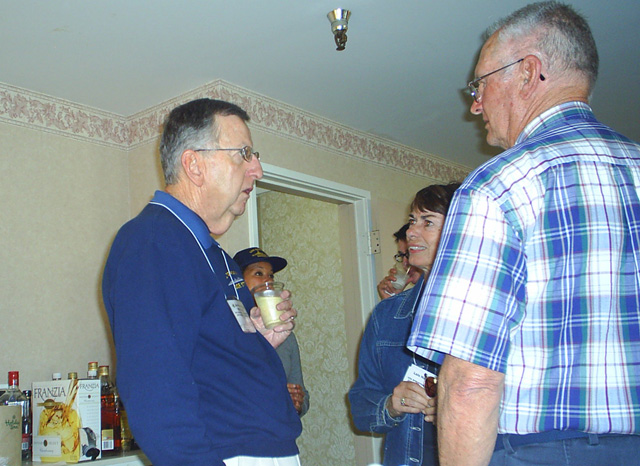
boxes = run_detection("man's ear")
[181,149,206,187]
[520,54,544,99]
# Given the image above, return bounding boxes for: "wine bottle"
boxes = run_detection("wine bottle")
[22,389,33,460]
[119,395,134,451]
[98,365,121,455]
[87,361,98,379]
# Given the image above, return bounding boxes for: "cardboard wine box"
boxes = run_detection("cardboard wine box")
[31,379,101,463]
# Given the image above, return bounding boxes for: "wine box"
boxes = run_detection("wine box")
[31,379,101,463]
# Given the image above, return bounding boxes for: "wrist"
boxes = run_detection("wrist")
[385,396,401,418]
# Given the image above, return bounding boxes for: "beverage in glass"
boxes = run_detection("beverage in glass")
[391,258,410,290]
[252,281,285,329]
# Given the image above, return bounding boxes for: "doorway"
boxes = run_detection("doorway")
[247,163,381,465]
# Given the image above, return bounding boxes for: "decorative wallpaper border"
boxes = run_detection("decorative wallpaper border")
[0,82,129,147]
[0,80,470,180]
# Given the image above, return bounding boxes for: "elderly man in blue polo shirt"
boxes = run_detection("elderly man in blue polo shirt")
[103,99,302,466]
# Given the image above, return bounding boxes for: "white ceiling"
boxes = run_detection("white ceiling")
[2,0,638,170]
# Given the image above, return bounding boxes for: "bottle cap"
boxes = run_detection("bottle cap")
[52,372,62,380]
[68,372,78,380]
[7,371,19,387]
[98,365,110,377]
[87,361,98,377]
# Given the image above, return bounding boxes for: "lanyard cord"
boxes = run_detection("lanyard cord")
[151,201,240,300]
[219,244,241,300]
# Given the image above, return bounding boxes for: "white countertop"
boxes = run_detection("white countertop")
[27,451,151,466]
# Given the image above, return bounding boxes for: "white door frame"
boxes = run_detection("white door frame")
[247,162,377,322]
[246,162,381,464]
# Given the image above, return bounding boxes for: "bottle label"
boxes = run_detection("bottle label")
[4,400,23,408]
[102,429,114,451]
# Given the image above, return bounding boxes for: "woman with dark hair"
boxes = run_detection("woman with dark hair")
[348,182,460,466]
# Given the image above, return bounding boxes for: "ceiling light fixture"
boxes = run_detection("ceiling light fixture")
[327,8,351,51]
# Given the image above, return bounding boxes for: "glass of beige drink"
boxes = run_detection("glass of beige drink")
[252,281,285,329]
[391,257,410,291]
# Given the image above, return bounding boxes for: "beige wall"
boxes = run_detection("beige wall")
[0,122,129,385]
[127,140,163,217]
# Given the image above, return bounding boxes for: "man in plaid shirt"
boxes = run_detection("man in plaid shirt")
[407,2,640,465]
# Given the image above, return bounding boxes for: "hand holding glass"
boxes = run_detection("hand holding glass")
[252,281,285,329]
[391,258,410,290]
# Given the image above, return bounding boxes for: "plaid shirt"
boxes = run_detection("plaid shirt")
[408,102,640,434]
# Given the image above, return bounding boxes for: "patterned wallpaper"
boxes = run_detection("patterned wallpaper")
[0,80,470,180]
[258,191,356,466]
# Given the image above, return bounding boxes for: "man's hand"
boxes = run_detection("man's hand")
[249,289,296,348]
[287,383,305,414]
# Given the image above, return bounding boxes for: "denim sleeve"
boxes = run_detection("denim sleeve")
[348,309,407,433]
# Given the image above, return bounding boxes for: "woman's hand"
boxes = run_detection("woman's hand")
[385,381,431,418]
[424,395,437,424]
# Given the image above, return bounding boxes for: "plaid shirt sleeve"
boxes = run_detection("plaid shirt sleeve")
[408,187,527,373]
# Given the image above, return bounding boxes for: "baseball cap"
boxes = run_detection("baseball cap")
[233,247,288,274]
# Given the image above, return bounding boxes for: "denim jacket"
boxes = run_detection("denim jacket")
[349,278,439,466]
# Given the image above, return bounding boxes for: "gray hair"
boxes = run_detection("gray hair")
[487,1,598,92]
[159,98,250,185]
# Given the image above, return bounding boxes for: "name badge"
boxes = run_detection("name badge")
[227,299,256,333]
[403,363,436,385]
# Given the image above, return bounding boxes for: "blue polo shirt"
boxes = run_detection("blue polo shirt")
[103,191,301,466]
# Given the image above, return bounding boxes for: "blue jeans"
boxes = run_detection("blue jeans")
[489,434,640,466]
